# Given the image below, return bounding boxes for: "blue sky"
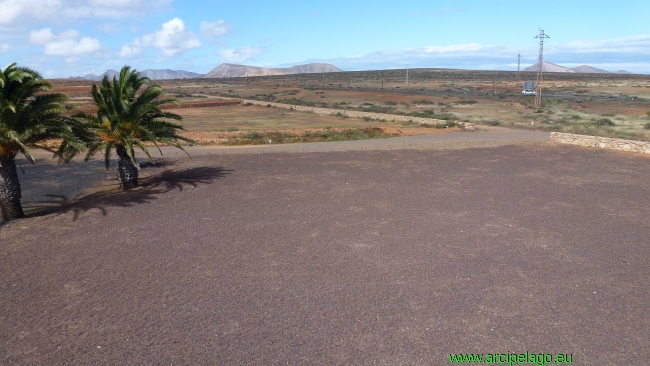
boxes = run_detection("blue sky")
[2,0,650,77]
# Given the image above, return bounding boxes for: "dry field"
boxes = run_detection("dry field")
[50,79,464,145]
[152,68,650,141]
[50,69,650,143]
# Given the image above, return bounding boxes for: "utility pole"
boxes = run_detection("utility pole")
[381,74,384,90]
[534,29,550,109]
[517,53,521,83]
[322,72,325,90]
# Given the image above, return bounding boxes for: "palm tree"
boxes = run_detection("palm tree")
[61,66,196,190]
[0,63,79,221]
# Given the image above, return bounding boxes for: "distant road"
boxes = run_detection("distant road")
[161,126,550,156]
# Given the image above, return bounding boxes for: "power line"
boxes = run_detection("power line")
[534,29,550,108]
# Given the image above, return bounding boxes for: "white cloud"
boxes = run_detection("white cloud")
[28,28,57,45]
[200,20,233,38]
[72,0,172,19]
[0,0,172,25]
[98,23,124,34]
[547,35,650,55]
[423,43,491,54]
[0,0,61,25]
[28,28,102,57]
[0,44,10,53]
[298,34,650,73]
[120,18,200,58]
[217,46,266,63]
[119,39,143,58]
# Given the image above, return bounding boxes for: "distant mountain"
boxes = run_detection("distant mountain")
[277,63,342,74]
[72,63,341,80]
[569,65,611,73]
[202,64,285,78]
[202,63,342,78]
[76,68,201,81]
[523,62,575,73]
[140,69,202,80]
[80,69,119,81]
[523,61,631,74]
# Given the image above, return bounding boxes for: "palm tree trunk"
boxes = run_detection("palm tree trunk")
[0,155,25,220]
[115,145,139,190]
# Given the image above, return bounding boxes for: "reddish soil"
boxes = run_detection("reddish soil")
[181,126,460,144]
[573,100,650,116]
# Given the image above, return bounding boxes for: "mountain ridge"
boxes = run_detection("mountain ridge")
[72,63,342,80]
[201,63,342,78]
[523,61,631,74]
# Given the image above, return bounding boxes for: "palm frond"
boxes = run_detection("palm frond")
[102,142,114,169]
[6,130,34,163]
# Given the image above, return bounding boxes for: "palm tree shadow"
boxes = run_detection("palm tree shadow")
[23,166,232,221]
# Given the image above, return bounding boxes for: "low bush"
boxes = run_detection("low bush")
[455,99,478,105]
[247,131,261,139]
[595,118,615,126]
[276,98,317,107]
[404,109,454,121]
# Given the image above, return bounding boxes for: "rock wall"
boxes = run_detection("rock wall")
[550,132,650,154]
[161,100,241,109]
[216,97,475,131]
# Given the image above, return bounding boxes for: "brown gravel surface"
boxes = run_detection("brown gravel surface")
[2,129,650,365]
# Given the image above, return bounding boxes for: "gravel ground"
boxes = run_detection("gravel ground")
[2,129,650,365]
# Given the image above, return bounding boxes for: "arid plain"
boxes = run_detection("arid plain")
[2,69,650,364]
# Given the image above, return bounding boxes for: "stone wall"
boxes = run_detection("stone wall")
[550,132,650,154]
[215,97,475,131]
[161,99,241,109]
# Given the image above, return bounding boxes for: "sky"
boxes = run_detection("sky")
[2,0,650,77]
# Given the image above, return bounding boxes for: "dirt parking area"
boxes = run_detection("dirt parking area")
[1,135,649,364]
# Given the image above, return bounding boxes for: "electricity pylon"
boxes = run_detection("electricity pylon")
[534,29,550,108]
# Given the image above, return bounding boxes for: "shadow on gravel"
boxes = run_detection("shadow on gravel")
[22,166,231,221]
